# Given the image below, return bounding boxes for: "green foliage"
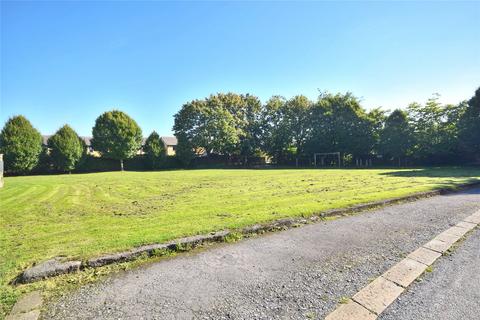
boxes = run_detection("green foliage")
[143,131,166,169]
[47,125,84,172]
[175,133,195,166]
[259,96,290,162]
[0,115,42,174]
[91,110,143,170]
[458,87,480,161]
[173,93,262,159]
[379,109,413,164]
[407,95,465,164]
[304,92,375,157]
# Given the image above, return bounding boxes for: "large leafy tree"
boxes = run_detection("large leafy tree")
[48,125,84,172]
[259,95,312,162]
[283,95,312,157]
[458,87,480,161]
[143,131,166,169]
[259,96,290,162]
[0,115,42,174]
[407,95,464,164]
[305,92,374,158]
[173,93,262,159]
[91,110,143,170]
[379,109,413,165]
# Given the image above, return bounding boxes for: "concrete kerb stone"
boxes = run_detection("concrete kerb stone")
[456,221,477,231]
[325,299,376,320]
[463,215,480,224]
[434,232,462,245]
[442,225,470,238]
[407,247,442,266]
[6,291,43,320]
[352,276,404,315]
[9,292,42,315]
[382,258,428,288]
[423,238,452,253]
[5,310,40,320]
[12,182,480,285]
[325,209,480,319]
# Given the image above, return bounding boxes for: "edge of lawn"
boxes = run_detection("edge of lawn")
[3,179,480,320]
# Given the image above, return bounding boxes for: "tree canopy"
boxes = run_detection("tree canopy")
[143,131,166,169]
[0,115,42,174]
[91,110,143,170]
[48,125,84,172]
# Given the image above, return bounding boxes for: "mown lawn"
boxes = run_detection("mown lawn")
[1,167,479,316]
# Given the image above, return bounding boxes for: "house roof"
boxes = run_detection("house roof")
[161,136,178,146]
[42,135,91,146]
[42,135,177,147]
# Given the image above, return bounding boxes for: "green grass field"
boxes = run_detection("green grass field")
[1,167,480,316]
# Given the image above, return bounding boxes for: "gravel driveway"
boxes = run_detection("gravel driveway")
[44,188,480,320]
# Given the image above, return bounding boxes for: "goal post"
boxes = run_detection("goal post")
[313,152,341,168]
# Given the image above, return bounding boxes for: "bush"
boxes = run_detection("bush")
[0,115,42,175]
[48,125,85,172]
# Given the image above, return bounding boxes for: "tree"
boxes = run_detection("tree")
[458,87,480,162]
[175,133,195,166]
[48,125,84,172]
[283,95,312,158]
[259,96,290,162]
[367,108,387,155]
[305,92,374,160]
[0,115,42,174]
[407,95,463,164]
[144,131,166,169]
[91,110,143,171]
[379,109,413,165]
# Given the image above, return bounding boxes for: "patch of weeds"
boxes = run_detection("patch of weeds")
[338,296,350,304]
[0,285,19,319]
[305,311,317,319]
[225,232,243,243]
[176,242,192,252]
[425,265,434,273]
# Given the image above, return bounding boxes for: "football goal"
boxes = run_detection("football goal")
[313,152,341,168]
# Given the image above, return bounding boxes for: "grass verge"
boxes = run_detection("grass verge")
[1,167,480,317]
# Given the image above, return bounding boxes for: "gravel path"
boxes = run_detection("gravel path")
[44,188,480,320]
[380,227,480,320]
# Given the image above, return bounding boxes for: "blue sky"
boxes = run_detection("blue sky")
[1,1,479,136]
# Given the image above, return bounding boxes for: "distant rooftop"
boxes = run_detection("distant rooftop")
[42,135,177,146]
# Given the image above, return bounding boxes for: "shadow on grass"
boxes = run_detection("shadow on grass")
[379,167,480,179]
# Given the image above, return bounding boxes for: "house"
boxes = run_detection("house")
[161,136,177,156]
[41,135,178,156]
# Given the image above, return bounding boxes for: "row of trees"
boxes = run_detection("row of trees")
[1,87,478,174]
[0,111,168,174]
[173,88,480,166]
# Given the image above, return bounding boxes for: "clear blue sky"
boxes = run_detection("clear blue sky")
[1,1,479,136]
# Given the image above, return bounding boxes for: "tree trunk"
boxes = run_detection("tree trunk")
[120,159,124,171]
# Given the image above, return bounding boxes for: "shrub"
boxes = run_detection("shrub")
[0,115,42,174]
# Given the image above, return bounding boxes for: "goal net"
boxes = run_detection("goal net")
[313,152,341,167]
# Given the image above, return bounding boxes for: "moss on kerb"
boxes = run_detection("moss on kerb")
[13,182,480,285]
